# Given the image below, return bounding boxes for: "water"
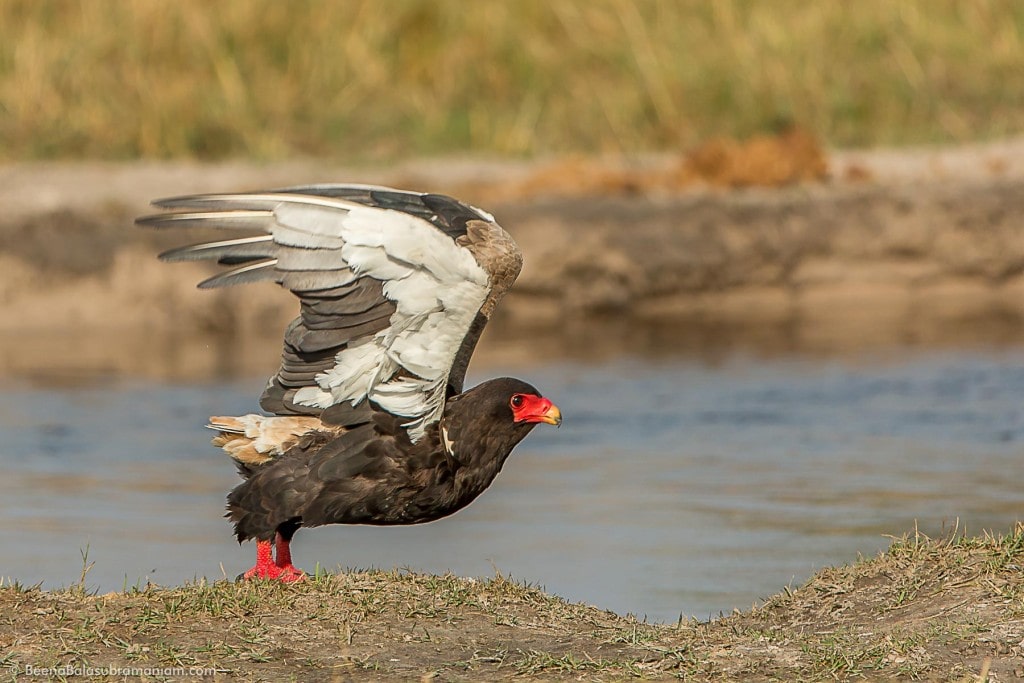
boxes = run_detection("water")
[2,349,1023,622]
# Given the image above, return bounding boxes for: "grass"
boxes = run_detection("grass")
[2,1,1023,161]
[3,526,1024,680]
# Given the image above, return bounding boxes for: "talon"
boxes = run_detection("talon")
[275,565,307,582]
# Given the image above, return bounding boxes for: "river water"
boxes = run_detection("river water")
[2,348,1023,622]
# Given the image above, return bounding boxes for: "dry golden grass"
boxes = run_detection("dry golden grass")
[2,1,1023,161]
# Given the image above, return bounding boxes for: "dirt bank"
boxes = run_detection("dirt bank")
[2,526,1021,681]
[1,139,1023,379]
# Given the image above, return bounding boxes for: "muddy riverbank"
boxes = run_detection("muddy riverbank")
[1,139,1023,381]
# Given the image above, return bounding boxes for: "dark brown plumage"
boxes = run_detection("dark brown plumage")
[138,185,561,581]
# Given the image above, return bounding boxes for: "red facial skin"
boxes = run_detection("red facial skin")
[510,393,562,426]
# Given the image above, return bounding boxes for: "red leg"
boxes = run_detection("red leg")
[239,537,305,582]
[273,532,306,581]
[241,539,277,580]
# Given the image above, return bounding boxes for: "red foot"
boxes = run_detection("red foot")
[238,536,306,583]
[241,562,306,582]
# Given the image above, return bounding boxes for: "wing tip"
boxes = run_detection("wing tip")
[197,259,279,289]
[134,213,168,228]
[150,193,221,209]
[157,235,275,263]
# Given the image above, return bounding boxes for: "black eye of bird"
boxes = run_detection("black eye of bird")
[510,394,524,409]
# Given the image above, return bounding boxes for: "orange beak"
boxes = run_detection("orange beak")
[536,401,562,426]
[540,403,565,423]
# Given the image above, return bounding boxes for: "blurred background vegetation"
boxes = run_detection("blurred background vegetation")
[1,0,1023,161]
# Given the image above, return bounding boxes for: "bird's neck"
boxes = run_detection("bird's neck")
[450,442,514,503]
[430,386,537,508]
[436,415,527,505]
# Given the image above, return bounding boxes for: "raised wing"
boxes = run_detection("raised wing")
[138,185,522,441]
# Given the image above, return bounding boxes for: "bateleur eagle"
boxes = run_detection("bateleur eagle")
[137,185,561,582]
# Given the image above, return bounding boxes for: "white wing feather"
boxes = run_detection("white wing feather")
[272,201,491,441]
[146,189,500,443]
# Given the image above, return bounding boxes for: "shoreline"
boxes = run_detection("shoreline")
[2,142,1024,379]
[2,526,1021,681]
